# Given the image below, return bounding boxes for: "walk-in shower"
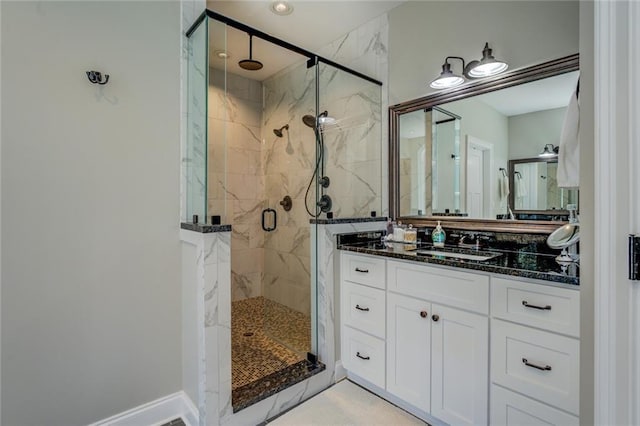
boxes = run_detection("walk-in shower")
[185,9,383,418]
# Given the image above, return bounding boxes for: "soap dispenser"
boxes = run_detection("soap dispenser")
[432,221,446,248]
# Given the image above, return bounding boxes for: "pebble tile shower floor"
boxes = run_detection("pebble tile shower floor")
[232,297,323,411]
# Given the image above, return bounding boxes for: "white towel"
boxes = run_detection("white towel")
[557,88,580,188]
[499,174,510,199]
[516,175,527,198]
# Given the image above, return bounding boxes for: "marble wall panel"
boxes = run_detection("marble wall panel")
[208,69,265,303]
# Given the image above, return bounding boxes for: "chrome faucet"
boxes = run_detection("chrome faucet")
[458,235,481,249]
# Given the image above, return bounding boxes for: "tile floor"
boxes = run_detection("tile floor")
[232,297,322,411]
[266,380,429,425]
[232,297,310,389]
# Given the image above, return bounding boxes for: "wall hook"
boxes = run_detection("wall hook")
[86,71,109,85]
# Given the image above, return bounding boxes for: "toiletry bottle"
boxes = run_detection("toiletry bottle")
[432,221,446,248]
[393,221,406,242]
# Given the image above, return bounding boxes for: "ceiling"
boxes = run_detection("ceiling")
[400,71,580,139]
[205,0,404,81]
[478,71,579,117]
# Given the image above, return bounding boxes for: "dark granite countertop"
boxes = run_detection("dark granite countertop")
[339,240,579,286]
[310,217,388,225]
[180,222,232,233]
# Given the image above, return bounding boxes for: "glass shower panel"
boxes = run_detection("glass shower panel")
[206,19,227,223]
[316,62,383,218]
[261,57,318,358]
[185,18,208,222]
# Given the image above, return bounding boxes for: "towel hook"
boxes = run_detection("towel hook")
[499,167,507,178]
[86,70,109,85]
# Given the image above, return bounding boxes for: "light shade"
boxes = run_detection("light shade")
[430,62,465,89]
[539,144,558,157]
[465,43,508,78]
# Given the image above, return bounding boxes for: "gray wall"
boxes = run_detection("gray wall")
[388,1,579,105]
[508,108,567,160]
[1,2,182,425]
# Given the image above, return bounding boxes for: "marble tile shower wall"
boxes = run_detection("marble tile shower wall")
[262,61,316,316]
[318,13,389,217]
[208,68,265,303]
[260,15,389,315]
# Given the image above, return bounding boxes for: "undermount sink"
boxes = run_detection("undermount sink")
[416,249,502,262]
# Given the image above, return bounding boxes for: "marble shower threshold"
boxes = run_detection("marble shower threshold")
[232,359,326,413]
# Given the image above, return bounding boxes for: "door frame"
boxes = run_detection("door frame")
[465,135,494,219]
[594,1,640,424]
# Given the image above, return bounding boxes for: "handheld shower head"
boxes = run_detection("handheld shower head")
[302,111,332,130]
[273,124,289,138]
[302,115,316,129]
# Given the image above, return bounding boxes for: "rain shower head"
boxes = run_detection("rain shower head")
[238,34,263,71]
[273,124,289,138]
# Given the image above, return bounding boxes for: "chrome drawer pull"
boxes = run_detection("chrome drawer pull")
[522,358,552,371]
[355,304,370,312]
[522,300,552,310]
[356,352,370,360]
[355,267,369,273]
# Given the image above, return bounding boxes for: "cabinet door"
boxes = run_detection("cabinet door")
[386,293,431,412]
[431,304,489,426]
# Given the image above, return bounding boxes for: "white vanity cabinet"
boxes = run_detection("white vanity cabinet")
[340,253,386,388]
[490,276,581,425]
[339,251,580,426]
[387,260,489,426]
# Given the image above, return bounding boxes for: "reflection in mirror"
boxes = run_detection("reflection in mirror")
[510,157,579,215]
[390,54,579,225]
[398,106,462,217]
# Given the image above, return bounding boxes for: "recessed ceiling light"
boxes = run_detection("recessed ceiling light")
[270,1,293,16]
[214,50,230,60]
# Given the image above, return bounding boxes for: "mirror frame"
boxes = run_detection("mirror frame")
[389,54,579,233]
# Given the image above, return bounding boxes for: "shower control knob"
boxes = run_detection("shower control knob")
[319,176,330,188]
[317,194,332,213]
[279,195,292,211]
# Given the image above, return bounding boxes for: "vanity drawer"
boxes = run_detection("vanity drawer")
[343,326,385,388]
[342,281,385,338]
[387,260,489,314]
[490,385,579,426]
[492,277,580,337]
[491,319,579,415]
[341,252,386,290]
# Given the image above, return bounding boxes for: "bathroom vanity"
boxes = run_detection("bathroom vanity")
[337,232,580,426]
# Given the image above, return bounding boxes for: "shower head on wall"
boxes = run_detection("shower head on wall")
[273,124,289,137]
[238,34,263,71]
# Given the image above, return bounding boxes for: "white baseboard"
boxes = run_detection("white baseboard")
[334,360,347,381]
[89,391,199,426]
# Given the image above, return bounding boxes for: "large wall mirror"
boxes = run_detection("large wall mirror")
[389,54,579,230]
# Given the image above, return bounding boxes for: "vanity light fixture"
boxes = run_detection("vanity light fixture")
[270,1,293,15]
[464,42,509,78]
[429,58,466,89]
[429,42,509,90]
[538,144,559,157]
